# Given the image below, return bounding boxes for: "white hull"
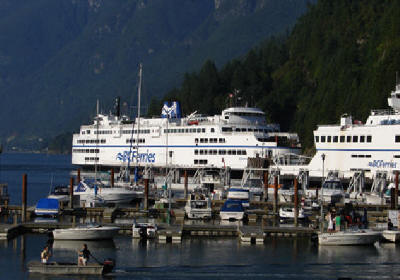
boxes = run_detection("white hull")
[382,230,400,242]
[220,211,244,220]
[318,230,381,245]
[53,226,120,240]
[185,207,212,219]
[72,105,300,170]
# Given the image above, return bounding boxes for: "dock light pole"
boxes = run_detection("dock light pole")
[320,154,326,232]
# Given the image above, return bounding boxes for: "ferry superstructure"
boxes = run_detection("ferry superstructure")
[276,81,400,181]
[72,101,301,171]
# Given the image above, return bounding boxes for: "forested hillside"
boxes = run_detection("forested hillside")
[154,0,400,150]
[0,0,310,151]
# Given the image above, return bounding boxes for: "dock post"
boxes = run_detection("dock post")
[111,168,114,188]
[144,177,149,210]
[263,171,269,201]
[21,174,27,223]
[184,170,188,200]
[294,177,298,227]
[69,177,74,209]
[396,171,399,209]
[273,176,278,216]
[77,168,81,183]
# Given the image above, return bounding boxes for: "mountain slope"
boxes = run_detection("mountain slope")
[0,0,310,150]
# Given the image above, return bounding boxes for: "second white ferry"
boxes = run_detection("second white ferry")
[276,79,400,181]
[72,99,301,171]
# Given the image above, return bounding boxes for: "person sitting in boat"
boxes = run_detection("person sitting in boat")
[78,244,90,266]
[41,245,51,264]
[388,218,394,230]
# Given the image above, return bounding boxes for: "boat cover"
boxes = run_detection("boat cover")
[35,198,59,213]
[221,200,244,212]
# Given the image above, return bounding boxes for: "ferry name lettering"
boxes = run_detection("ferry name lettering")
[116,150,155,163]
[368,160,396,169]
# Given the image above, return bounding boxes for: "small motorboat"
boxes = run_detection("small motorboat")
[318,229,381,245]
[227,187,249,208]
[35,198,60,217]
[184,189,212,219]
[279,207,306,221]
[219,199,245,220]
[28,259,115,275]
[47,185,70,203]
[52,224,120,240]
[382,230,400,243]
[132,222,157,239]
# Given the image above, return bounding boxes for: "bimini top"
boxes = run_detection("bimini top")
[35,198,59,211]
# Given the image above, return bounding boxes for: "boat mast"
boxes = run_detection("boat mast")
[136,64,143,176]
[95,99,99,182]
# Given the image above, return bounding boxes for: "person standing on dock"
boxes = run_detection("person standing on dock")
[41,245,51,264]
[78,244,90,266]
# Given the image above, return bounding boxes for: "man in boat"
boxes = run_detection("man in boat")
[388,218,394,230]
[78,244,91,266]
[41,245,51,264]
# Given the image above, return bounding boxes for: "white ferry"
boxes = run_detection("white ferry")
[71,100,301,171]
[276,80,400,181]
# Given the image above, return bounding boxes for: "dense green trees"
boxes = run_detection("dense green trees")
[152,0,400,150]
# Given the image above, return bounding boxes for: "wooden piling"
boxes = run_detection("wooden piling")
[184,170,188,200]
[396,171,399,209]
[144,178,149,210]
[294,177,298,227]
[273,176,278,215]
[77,169,81,183]
[111,168,114,188]
[69,177,74,209]
[21,174,27,223]
[263,171,269,202]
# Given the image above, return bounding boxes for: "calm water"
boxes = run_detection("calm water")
[1,153,400,279]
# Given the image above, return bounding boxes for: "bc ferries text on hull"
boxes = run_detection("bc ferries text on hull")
[72,100,300,171]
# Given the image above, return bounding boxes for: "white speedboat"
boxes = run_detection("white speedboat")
[320,175,345,203]
[52,224,120,240]
[75,179,138,205]
[318,229,381,245]
[382,230,400,242]
[279,207,305,220]
[219,200,245,220]
[132,222,157,239]
[47,185,70,203]
[184,191,212,219]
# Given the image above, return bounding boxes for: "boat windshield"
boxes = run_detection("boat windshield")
[323,181,343,190]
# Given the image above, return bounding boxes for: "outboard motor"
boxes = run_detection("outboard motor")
[102,258,115,274]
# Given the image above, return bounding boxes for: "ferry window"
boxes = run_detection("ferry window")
[204,150,208,155]
[209,138,215,143]
[351,154,357,158]
[211,128,215,133]
[366,155,371,158]
[202,128,206,133]
[195,138,199,143]
[367,135,372,142]
[394,155,400,158]
[219,150,226,155]
[333,136,338,143]
[315,136,319,143]
[235,128,240,132]
[185,129,189,133]
[82,131,85,135]
[204,138,208,143]
[225,116,229,120]
[248,128,254,132]
[200,138,204,143]
[358,155,365,158]
[197,128,201,133]
[232,150,237,155]
[242,150,247,155]
[241,128,247,132]
[200,150,204,155]
[194,160,199,164]
[227,150,232,155]
[346,136,352,143]
[86,130,91,134]
[219,138,225,143]
[396,135,400,143]
[321,136,326,143]
[213,150,218,155]
[340,136,345,143]
[191,129,196,133]
[194,150,198,155]
[237,150,241,155]
[360,136,365,143]
[353,136,358,142]
[327,136,331,142]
